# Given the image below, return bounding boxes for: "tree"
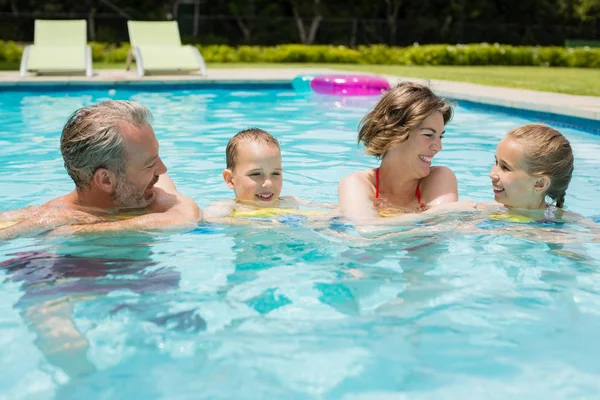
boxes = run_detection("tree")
[289,0,324,44]
[383,0,402,45]
[576,0,600,21]
[229,0,255,43]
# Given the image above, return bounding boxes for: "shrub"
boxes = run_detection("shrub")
[236,45,263,62]
[536,46,569,67]
[567,47,600,68]
[89,42,107,62]
[105,43,130,63]
[0,40,599,68]
[0,41,23,63]
[199,45,238,63]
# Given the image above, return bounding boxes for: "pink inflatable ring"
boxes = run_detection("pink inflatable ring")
[309,75,390,96]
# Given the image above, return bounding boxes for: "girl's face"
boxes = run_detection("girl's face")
[489,137,549,209]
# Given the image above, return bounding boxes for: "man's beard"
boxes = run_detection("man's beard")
[111,174,155,209]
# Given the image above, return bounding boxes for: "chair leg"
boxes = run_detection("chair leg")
[125,48,133,71]
[85,45,93,78]
[133,47,145,77]
[191,46,207,76]
[19,46,31,77]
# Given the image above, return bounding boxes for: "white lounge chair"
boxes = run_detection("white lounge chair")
[126,20,206,77]
[19,19,92,77]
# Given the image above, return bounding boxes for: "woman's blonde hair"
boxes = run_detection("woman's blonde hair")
[358,81,453,158]
[507,123,574,208]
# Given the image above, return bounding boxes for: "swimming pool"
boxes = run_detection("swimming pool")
[1,85,600,398]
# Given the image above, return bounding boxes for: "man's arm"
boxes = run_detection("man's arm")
[53,193,201,235]
[0,207,102,240]
[0,206,44,221]
[53,174,200,235]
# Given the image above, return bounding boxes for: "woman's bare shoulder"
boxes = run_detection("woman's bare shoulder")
[421,166,458,202]
[339,169,375,188]
[428,166,457,180]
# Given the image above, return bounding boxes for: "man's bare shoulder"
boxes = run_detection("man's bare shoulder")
[44,193,77,209]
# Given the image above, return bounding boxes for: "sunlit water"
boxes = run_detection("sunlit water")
[1,86,599,399]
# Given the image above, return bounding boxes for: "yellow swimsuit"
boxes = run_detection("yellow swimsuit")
[0,221,18,229]
[377,208,407,218]
[488,212,535,223]
[229,208,324,219]
[111,214,142,220]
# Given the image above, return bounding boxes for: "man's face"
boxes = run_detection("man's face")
[111,123,167,209]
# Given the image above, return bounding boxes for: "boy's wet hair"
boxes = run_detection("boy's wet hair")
[358,81,453,158]
[507,123,574,208]
[226,128,280,170]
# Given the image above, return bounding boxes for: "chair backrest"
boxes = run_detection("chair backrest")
[34,19,87,46]
[127,21,183,47]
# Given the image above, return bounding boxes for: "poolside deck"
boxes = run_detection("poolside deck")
[0,68,599,121]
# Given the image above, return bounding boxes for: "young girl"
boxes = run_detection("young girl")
[481,123,574,222]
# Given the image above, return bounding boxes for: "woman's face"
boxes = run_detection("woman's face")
[385,111,445,179]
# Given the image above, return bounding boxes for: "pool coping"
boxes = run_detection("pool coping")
[1,67,599,124]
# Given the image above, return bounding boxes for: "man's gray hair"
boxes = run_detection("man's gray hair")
[60,100,152,189]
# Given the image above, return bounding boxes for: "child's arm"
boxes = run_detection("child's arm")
[203,200,238,223]
[288,196,339,210]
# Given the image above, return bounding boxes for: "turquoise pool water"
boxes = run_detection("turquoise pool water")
[1,86,600,399]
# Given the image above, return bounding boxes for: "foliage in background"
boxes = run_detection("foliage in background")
[1,0,600,46]
[2,41,598,68]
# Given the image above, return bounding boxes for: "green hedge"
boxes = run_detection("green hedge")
[1,41,599,68]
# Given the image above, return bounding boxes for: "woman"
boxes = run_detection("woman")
[338,81,460,223]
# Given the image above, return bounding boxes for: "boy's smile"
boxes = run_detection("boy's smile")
[223,141,283,206]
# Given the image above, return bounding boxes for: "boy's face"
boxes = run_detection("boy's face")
[223,141,283,206]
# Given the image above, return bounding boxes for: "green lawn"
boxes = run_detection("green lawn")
[2,61,598,97]
[328,64,600,97]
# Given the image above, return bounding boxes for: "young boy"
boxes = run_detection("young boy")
[204,128,334,222]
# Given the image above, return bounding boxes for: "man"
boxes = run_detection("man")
[0,100,201,239]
